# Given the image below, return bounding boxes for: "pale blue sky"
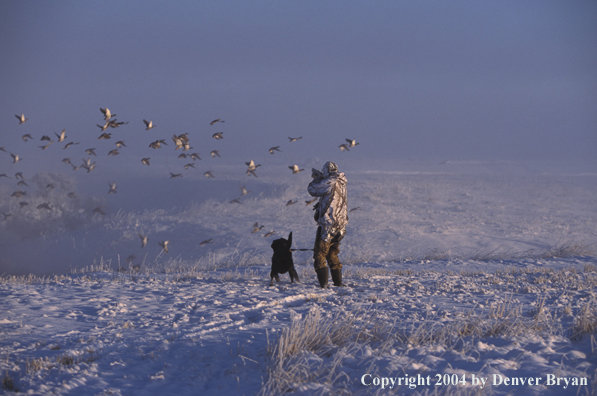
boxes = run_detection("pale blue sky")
[1,0,596,177]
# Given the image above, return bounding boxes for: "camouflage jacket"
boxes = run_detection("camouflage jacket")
[308,171,348,241]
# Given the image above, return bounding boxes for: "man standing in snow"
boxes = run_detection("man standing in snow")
[308,161,348,288]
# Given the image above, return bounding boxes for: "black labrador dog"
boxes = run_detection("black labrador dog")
[270,232,300,286]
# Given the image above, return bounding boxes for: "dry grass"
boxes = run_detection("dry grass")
[260,294,573,395]
[27,357,54,373]
[570,300,597,341]
[2,371,16,392]
[260,308,368,395]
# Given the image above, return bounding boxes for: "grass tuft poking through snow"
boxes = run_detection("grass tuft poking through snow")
[571,301,597,342]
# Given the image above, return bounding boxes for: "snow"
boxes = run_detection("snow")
[1,158,596,395]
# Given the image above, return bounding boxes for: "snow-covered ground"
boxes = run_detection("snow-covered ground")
[1,159,596,395]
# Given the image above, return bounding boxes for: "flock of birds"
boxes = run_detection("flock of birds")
[2,109,360,262]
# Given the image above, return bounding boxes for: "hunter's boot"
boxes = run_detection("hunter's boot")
[316,267,329,288]
[330,268,343,287]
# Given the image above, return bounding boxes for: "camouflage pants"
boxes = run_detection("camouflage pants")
[313,226,343,271]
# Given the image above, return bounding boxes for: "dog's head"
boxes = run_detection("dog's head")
[271,232,292,252]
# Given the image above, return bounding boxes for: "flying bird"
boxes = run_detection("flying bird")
[22,134,33,142]
[251,222,264,233]
[98,132,112,140]
[62,158,72,164]
[38,140,53,150]
[63,142,79,150]
[100,108,115,120]
[263,231,276,238]
[159,240,169,253]
[141,158,151,166]
[11,191,26,198]
[203,170,215,179]
[245,160,260,171]
[210,119,224,125]
[199,239,214,246]
[184,163,195,170]
[345,138,359,147]
[246,169,258,177]
[178,153,187,159]
[15,172,24,180]
[230,198,242,204]
[10,153,21,164]
[93,206,106,215]
[82,161,95,173]
[39,141,54,150]
[339,144,350,152]
[149,139,166,149]
[269,146,282,154]
[17,180,28,187]
[37,202,52,210]
[107,120,128,128]
[212,132,224,140]
[239,186,250,196]
[115,141,126,148]
[288,137,302,142]
[55,130,66,142]
[289,164,304,174]
[41,135,51,141]
[349,207,361,213]
[143,119,155,130]
[67,192,77,199]
[108,182,118,194]
[139,234,148,248]
[97,122,110,132]
[172,135,184,150]
[190,153,201,161]
[108,149,119,156]
[15,114,28,124]
[170,172,183,178]
[210,150,220,158]
[86,148,97,156]
[286,200,298,206]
